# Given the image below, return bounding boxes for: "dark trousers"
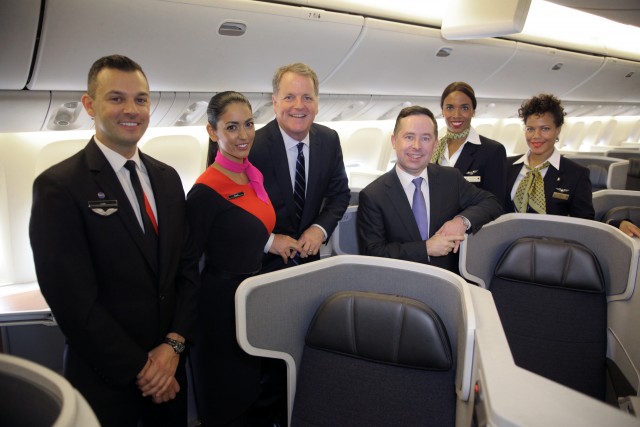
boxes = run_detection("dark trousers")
[64,345,188,427]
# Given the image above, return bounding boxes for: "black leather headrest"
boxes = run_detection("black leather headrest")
[628,158,640,177]
[305,291,452,371]
[494,237,604,293]
[604,206,640,224]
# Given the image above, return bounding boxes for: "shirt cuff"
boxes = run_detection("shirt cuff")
[311,224,328,242]
[264,233,275,254]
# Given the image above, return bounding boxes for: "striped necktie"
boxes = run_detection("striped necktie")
[293,142,306,223]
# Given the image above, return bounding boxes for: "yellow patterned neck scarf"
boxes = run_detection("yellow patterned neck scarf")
[513,161,550,214]
[431,128,470,165]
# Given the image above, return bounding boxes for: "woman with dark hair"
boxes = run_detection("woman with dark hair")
[432,81,507,201]
[506,93,594,218]
[186,91,285,425]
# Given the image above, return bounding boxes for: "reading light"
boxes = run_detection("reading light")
[49,101,82,130]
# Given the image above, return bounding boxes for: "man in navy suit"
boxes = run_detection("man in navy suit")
[29,55,199,427]
[250,63,350,273]
[357,106,502,274]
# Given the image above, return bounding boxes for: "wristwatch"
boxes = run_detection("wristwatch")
[457,215,471,231]
[163,337,186,354]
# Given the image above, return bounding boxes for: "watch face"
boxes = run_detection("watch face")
[165,338,185,354]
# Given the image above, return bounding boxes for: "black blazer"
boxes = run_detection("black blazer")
[29,139,199,387]
[250,119,350,272]
[452,135,507,202]
[357,165,503,274]
[505,155,595,219]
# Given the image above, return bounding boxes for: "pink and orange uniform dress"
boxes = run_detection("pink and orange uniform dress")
[186,166,276,425]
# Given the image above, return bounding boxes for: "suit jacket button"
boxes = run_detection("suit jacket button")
[159,294,165,301]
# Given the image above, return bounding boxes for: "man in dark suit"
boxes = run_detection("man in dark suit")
[357,106,502,274]
[29,55,199,427]
[250,62,350,273]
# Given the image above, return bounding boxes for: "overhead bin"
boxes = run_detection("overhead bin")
[565,57,640,103]
[0,0,41,90]
[479,42,605,101]
[0,91,51,133]
[28,0,364,92]
[321,18,517,97]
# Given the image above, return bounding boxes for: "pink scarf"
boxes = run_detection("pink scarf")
[214,151,269,203]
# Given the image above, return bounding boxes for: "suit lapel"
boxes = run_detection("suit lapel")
[267,122,299,227]
[86,140,159,275]
[544,162,561,200]
[305,125,321,224]
[426,165,446,237]
[141,153,164,276]
[455,143,477,176]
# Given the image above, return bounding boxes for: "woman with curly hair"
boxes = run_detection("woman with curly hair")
[505,93,594,218]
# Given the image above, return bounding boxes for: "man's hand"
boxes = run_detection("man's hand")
[435,217,467,253]
[427,233,465,257]
[619,220,640,237]
[151,377,181,404]
[136,342,180,398]
[298,226,324,258]
[269,234,303,263]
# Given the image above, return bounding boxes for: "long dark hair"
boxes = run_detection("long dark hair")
[205,91,252,167]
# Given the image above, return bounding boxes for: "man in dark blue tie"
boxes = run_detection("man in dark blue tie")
[357,106,503,274]
[250,63,350,272]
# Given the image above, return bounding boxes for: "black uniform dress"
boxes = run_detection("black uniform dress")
[186,166,276,426]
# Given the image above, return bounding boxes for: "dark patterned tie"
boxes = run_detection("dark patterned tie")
[293,142,306,223]
[513,161,550,214]
[412,177,428,240]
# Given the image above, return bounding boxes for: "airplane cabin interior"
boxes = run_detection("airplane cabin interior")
[1,0,640,425]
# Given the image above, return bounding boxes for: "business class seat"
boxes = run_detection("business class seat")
[592,189,640,222]
[140,134,204,193]
[491,236,607,399]
[342,127,387,171]
[459,213,640,404]
[330,205,358,255]
[235,255,476,426]
[291,291,455,427]
[563,154,629,191]
[0,353,99,427]
[603,206,640,226]
[604,150,640,190]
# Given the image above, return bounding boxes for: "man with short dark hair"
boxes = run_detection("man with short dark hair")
[357,105,503,274]
[29,54,199,427]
